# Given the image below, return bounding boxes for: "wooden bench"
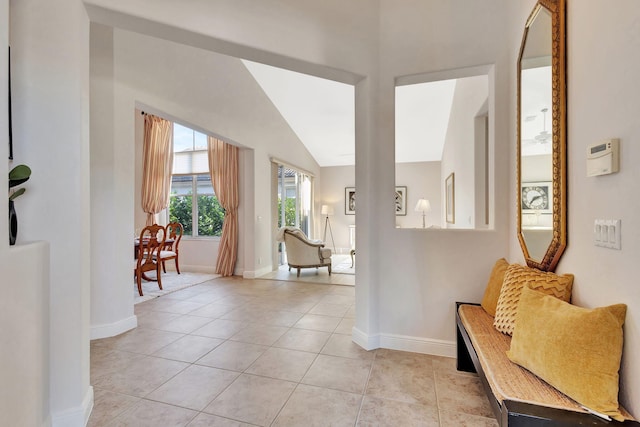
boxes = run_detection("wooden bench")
[456,302,639,426]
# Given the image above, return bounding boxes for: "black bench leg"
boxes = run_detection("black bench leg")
[457,323,476,373]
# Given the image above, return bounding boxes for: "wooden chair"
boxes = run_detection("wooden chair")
[134,224,166,296]
[160,222,183,274]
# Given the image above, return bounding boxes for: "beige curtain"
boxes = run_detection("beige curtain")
[208,136,239,276]
[142,114,174,225]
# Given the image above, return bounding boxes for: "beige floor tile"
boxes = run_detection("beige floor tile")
[92,278,505,426]
[183,291,227,305]
[320,294,354,305]
[87,388,140,427]
[204,374,296,426]
[302,354,372,394]
[321,334,375,360]
[434,371,494,418]
[273,384,362,427]
[431,354,473,376]
[357,395,440,426]
[188,303,236,318]
[92,356,188,397]
[90,349,146,381]
[214,295,257,307]
[153,314,214,334]
[438,409,499,427]
[328,286,356,297]
[261,310,304,327]
[293,313,341,332]
[276,300,318,313]
[228,324,288,346]
[146,364,239,410]
[246,347,317,382]
[111,399,197,427]
[192,319,247,339]
[187,413,254,426]
[196,340,267,371]
[344,304,356,318]
[107,328,185,355]
[136,311,182,329]
[153,335,224,363]
[273,328,331,353]
[366,353,437,405]
[309,302,351,317]
[334,317,355,335]
[143,298,206,314]
[375,348,437,370]
[162,286,212,300]
[220,306,268,322]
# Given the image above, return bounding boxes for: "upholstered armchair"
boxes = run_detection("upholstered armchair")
[278,227,332,277]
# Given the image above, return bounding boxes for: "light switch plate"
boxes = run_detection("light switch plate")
[594,219,621,249]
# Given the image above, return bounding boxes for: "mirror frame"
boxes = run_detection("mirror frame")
[517,0,566,272]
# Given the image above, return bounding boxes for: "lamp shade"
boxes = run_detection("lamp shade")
[414,199,431,212]
[321,205,334,215]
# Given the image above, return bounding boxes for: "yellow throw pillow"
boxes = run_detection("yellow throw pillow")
[507,287,627,421]
[493,264,573,335]
[480,258,509,316]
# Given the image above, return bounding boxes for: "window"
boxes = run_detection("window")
[168,124,224,237]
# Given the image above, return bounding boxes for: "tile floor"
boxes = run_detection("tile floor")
[89,276,497,426]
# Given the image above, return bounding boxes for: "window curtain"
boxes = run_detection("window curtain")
[208,136,239,276]
[142,114,174,225]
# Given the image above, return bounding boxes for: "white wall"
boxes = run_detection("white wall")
[368,0,511,353]
[318,161,441,254]
[395,162,442,229]
[507,0,640,416]
[2,5,52,424]
[11,0,93,426]
[90,24,137,340]
[441,75,489,229]
[9,0,93,425]
[318,165,355,253]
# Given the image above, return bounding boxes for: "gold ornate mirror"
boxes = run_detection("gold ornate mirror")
[517,0,566,272]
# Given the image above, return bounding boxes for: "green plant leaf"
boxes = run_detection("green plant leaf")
[9,188,25,201]
[9,164,31,189]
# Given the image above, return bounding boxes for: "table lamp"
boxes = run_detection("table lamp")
[414,198,431,228]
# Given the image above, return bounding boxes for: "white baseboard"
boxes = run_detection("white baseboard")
[352,327,456,358]
[90,315,137,340]
[243,265,272,279]
[51,386,93,427]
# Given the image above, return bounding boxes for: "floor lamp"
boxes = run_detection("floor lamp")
[415,198,431,228]
[321,204,336,253]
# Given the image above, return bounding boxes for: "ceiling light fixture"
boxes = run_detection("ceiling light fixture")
[535,108,551,143]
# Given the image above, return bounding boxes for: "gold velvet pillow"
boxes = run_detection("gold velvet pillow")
[507,287,627,421]
[480,258,509,316]
[493,264,573,335]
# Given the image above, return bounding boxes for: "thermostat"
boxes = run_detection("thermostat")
[587,139,619,177]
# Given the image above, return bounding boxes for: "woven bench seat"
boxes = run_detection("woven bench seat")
[459,304,586,412]
[456,303,637,426]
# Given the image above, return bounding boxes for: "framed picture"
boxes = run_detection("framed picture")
[446,173,455,224]
[394,186,407,216]
[521,181,552,214]
[345,187,356,215]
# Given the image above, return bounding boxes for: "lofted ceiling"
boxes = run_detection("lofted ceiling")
[242,60,454,167]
